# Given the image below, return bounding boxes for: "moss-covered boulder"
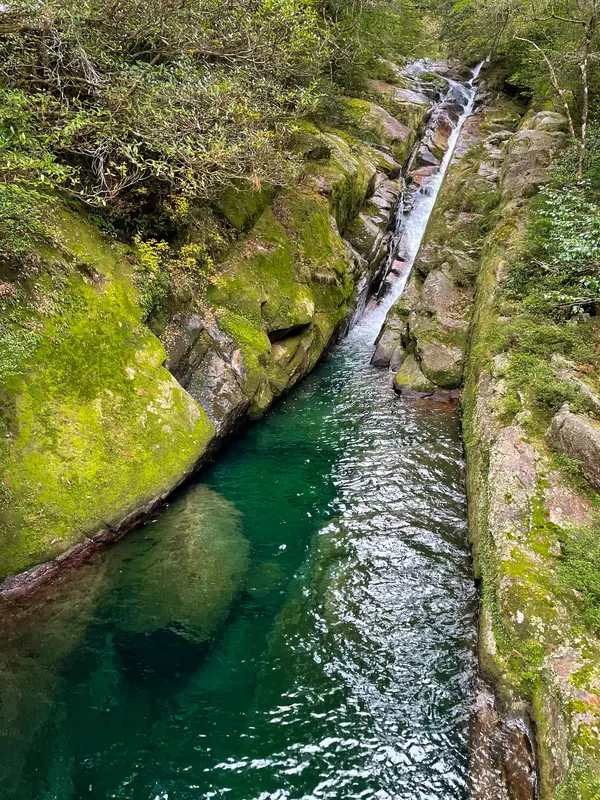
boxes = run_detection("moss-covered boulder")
[0,197,214,580]
[213,181,276,232]
[417,340,463,389]
[366,79,432,131]
[338,98,415,165]
[393,354,436,394]
[204,188,353,418]
[303,130,378,234]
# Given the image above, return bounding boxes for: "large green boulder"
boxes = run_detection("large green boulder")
[0,196,215,579]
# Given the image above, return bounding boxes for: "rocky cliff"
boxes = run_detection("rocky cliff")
[0,61,453,593]
[463,109,600,799]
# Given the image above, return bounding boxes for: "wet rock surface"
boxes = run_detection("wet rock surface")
[371,315,406,368]
[376,87,510,395]
[470,692,537,800]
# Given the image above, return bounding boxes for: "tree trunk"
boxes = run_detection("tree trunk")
[578,8,597,179]
[515,36,577,140]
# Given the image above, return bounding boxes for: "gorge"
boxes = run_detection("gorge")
[2,3,600,798]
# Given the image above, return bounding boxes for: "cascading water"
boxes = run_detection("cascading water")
[378,60,486,309]
[0,64,483,800]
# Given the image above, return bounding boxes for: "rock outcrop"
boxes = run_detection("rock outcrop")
[461,108,600,798]
[0,60,452,591]
[547,405,600,491]
[374,92,519,399]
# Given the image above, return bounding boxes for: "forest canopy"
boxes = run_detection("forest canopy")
[2,0,600,225]
[0,0,427,215]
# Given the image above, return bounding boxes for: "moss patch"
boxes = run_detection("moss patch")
[0,194,214,578]
[206,187,353,408]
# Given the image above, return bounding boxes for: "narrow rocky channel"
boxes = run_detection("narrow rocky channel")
[1,66,483,800]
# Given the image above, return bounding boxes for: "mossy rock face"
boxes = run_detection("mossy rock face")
[366,79,432,132]
[206,187,353,411]
[0,197,214,579]
[345,211,386,267]
[461,105,600,797]
[303,130,378,233]
[0,78,428,582]
[213,181,276,232]
[337,98,413,166]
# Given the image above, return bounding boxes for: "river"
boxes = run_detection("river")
[0,65,481,800]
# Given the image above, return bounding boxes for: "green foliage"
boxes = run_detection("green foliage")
[319,0,425,89]
[501,131,600,325]
[503,349,594,418]
[489,311,597,426]
[435,0,599,118]
[559,523,600,635]
[133,211,230,321]
[0,0,425,224]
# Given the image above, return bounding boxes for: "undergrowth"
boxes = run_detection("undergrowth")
[496,132,600,430]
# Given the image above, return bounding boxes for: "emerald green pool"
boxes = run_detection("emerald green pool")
[0,296,477,799]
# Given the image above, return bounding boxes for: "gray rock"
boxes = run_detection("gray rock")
[371,317,407,368]
[415,145,441,168]
[417,340,464,389]
[420,269,461,316]
[345,212,387,267]
[502,123,566,200]
[186,346,249,436]
[530,111,567,133]
[547,405,600,491]
[392,273,421,316]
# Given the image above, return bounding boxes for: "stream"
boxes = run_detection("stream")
[0,66,481,800]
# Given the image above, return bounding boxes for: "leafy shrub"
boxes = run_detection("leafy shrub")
[0,0,425,223]
[134,208,230,320]
[0,183,49,279]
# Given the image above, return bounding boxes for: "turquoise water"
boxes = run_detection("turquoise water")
[0,300,477,800]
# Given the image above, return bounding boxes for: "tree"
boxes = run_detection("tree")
[517,1,598,178]
[440,0,600,178]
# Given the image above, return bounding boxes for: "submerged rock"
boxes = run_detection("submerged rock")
[471,692,536,800]
[113,484,250,643]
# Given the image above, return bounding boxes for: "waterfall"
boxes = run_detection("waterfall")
[369,60,486,337]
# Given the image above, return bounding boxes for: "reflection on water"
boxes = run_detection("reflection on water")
[0,298,477,799]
